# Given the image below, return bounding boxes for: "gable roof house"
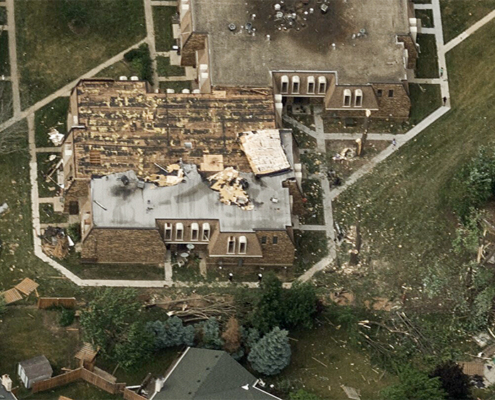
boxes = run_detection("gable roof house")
[62,80,304,269]
[17,356,53,389]
[151,347,282,400]
[177,0,419,120]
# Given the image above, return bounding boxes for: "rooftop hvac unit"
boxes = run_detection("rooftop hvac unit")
[166,89,175,94]
[200,64,208,72]
[130,76,139,81]
[192,89,201,94]
[184,141,193,149]
[119,76,128,81]
[2,375,12,392]
[182,89,191,94]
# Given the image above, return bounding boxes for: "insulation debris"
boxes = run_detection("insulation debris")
[207,167,253,210]
[145,164,184,187]
[200,154,224,172]
[48,129,64,146]
[239,129,291,176]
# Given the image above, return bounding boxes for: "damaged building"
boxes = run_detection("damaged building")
[178,0,419,119]
[62,79,304,269]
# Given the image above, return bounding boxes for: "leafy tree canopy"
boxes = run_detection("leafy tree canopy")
[381,367,446,400]
[248,327,291,376]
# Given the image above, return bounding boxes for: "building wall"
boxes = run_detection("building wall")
[371,83,411,119]
[63,179,89,213]
[397,35,418,69]
[181,33,207,67]
[283,179,306,216]
[81,228,165,264]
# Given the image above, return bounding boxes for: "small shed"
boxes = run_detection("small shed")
[18,355,53,389]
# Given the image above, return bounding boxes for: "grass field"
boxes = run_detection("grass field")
[156,56,185,76]
[331,19,495,303]
[153,7,176,52]
[35,97,69,148]
[0,31,9,76]
[416,34,439,78]
[0,81,13,123]
[416,9,434,28]
[95,60,140,80]
[0,7,6,24]
[440,0,495,42]
[15,0,146,108]
[299,179,325,226]
[37,152,61,198]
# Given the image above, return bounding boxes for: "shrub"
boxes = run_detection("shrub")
[198,317,224,350]
[248,327,291,376]
[59,308,75,327]
[124,44,153,84]
[147,316,195,349]
[67,223,81,243]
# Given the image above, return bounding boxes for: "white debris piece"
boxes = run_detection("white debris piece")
[0,203,8,215]
[48,128,64,146]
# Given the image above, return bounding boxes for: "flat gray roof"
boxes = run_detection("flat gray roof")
[91,131,295,232]
[191,0,410,87]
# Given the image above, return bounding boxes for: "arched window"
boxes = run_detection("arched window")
[202,223,210,241]
[227,236,236,254]
[164,223,172,240]
[176,223,184,241]
[318,76,327,94]
[191,223,199,241]
[239,236,247,254]
[354,89,363,107]
[281,75,289,94]
[343,89,352,107]
[307,76,315,94]
[292,76,300,94]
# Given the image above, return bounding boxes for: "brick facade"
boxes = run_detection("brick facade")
[397,35,419,70]
[181,33,207,67]
[283,180,306,216]
[63,179,89,213]
[81,228,165,264]
[371,83,411,120]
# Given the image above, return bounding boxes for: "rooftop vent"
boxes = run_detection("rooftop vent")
[121,175,130,186]
[228,23,236,31]
[184,141,193,149]
[130,76,139,81]
[119,76,128,81]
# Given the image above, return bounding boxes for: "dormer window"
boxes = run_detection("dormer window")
[354,89,363,107]
[343,89,352,107]
[202,223,210,241]
[281,75,289,94]
[318,76,327,94]
[292,76,300,94]
[176,223,184,241]
[307,76,315,94]
[227,236,236,254]
[191,223,199,241]
[164,223,172,240]
[239,236,247,254]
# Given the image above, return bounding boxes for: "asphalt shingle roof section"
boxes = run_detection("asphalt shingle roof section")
[18,355,52,381]
[154,348,280,400]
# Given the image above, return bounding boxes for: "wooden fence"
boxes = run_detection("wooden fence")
[32,367,125,395]
[123,388,148,400]
[32,368,82,393]
[37,297,77,309]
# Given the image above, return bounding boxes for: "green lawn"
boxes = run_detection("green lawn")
[15,0,146,108]
[416,9,434,28]
[440,0,495,42]
[416,34,439,78]
[294,230,328,274]
[408,83,442,125]
[0,7,7,24]
[299,179,325,226]
[0,31,9,75]
[35,97,69,148]
[40,203,68,224]
[37,152,61,197]
[95,60,140,80]
[290,126,317,149]
[156,56,185,76]
[154,7,176,52]
[331,20,495,304]
[0,81,13,123]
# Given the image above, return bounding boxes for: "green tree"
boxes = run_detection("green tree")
[252,273,285,333]
[198,317,224,350]
[380,367,446,400]
[431,361,473,400]
[147,317,195,349]
[285,281,318,329]
[114,321,155,369]
[80,288,141,363]
[248,327,291,376]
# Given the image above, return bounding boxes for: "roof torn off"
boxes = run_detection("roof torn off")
[145,163,184,187]
[239,129,291,176]
[208,167,253,210]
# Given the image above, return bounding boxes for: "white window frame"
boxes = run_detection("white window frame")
[292,76,300,94]
[164,223,172,241]
[281,75,289,94]
[227,236,236,254]
[202,223,210,241]
[307,76,315,94]
[239,236,247,254]
[354,89,363,107]
[191,222,199,241]
[318,76,327,94]
[176,223,184,241]
[343,89,352,107]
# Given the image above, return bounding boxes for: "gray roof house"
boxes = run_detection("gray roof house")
[151,347,281,400]
[17,355,53,389]
[0,374,18,400]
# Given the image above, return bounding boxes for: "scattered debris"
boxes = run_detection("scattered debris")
[200,154,224,172]
[0,202,8,215]
[15,278,39,296]
[2,288,23,305]
[40,226,69,259]
[341,385,361,400]
[145,163,184,187]
[48,128,64,146]
[208,167,253,210]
